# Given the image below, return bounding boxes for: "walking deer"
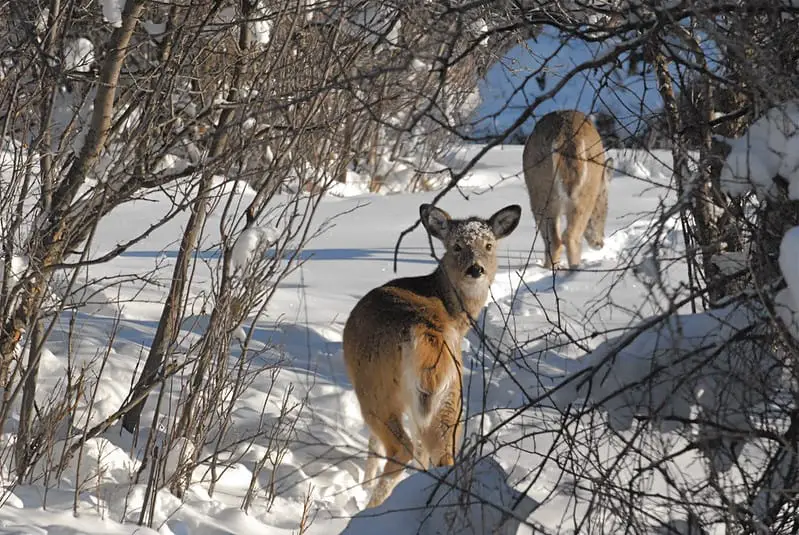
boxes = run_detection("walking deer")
[522,110,614,269]
[343,203,522,508]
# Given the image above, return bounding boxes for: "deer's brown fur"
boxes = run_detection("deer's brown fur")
[342,204,521,508]
[522,110,614,268]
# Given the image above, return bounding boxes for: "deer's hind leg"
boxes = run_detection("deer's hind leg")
[533,210,563,269]
[420,384,463,467]
[411,326,462,468]
[530,179,565,269]
[362,433,383,490]
[364,412,414,508]
[563,196,596,268]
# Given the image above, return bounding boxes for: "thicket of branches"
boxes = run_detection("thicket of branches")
[443,0,799,533]
[0,0,527,520]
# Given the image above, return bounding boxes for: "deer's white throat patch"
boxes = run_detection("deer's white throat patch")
[459,275,491,302]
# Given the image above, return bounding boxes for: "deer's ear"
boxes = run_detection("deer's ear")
[420,204,451,241]
[488,205,522,239]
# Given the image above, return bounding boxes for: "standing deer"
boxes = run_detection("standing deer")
[343,203,522,508]
[522,110,614,269]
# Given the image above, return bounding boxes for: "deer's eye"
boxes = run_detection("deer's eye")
[486,243,493,251]
[453,243,462,253]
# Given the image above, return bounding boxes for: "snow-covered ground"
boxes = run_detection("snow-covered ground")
[0,145,697,534]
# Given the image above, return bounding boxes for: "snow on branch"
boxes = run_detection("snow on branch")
[719,101,799,344]
[228,225,280,279]
[64,38,94,73]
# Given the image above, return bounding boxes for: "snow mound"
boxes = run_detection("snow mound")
[608,148,678,184]
[39,437,138,487]
[142,20,166,37]
[719,102,799,343]
[559,303,781,472]
[774,287,799,339]
[720,100,799,198]
[327,169,371,197]
[375,155,416,193]
[64,38,94,73]
[342,456,537,535]
[210,176,257,197]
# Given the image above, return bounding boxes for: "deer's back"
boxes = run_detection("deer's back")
[523,110,607,212]
[343,275,460,402]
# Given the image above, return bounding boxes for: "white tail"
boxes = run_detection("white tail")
[342,203,522,508]
[522,110,613,268]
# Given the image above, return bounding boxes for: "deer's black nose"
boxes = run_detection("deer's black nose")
[466,264,485,278]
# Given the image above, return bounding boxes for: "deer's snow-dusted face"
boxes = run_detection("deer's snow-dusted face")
[444,219,497,283]
[420,204,522,291]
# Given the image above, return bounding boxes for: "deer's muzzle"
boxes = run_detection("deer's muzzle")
[465,264,485,278]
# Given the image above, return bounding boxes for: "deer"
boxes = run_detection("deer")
[522,110,614,269]
[342,203,522,508]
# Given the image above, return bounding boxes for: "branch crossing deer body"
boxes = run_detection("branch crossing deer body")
[342,204,521,508]
[522,110,614,268]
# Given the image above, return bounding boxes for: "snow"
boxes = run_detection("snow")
[35,8,50,35]
[720,100,799,199]
[471,18,489,47]
[774,287,799,339]
[554,302,766,435]
[474,27,665,138]
[373,155,415,193]
[305,4,399,47]
[229,226,280,277]
[0,141,776,534]
[0,255,29,287]
[64,38,94,73]
[102,0,125,28]
[142,20,167,37]
[779,227,799,341]
[343,5,400,47]
[342,456,538,535]
[720,101,799,358]
[249,6,272,45]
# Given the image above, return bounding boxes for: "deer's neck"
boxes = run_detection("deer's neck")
[433,267,490,334]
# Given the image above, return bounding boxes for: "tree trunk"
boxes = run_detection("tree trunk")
[15,318,44,480]
[121,173,214,434]
[648,37,731,307]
